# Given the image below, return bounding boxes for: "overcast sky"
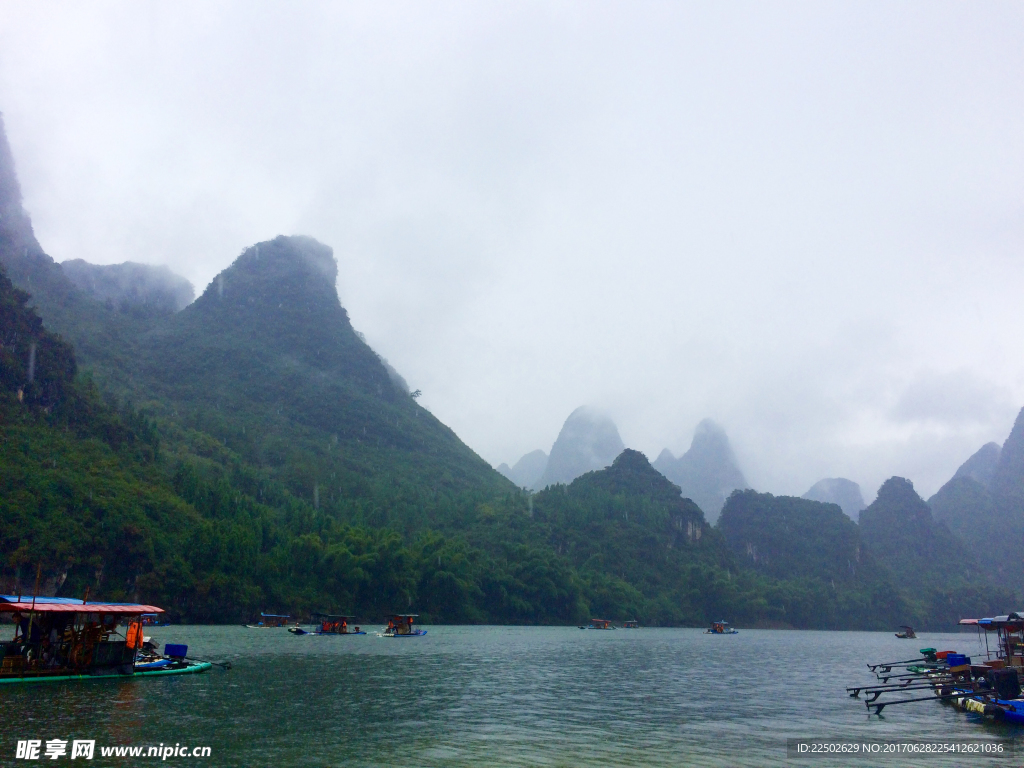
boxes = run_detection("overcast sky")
[1,2,1022,500]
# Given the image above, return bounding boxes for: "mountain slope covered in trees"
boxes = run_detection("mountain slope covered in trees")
[928,414,1024,592]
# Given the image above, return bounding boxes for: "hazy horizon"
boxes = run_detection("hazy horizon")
[1,2,1021,500]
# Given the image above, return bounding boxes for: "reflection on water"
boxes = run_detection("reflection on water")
[2,625,1021,766]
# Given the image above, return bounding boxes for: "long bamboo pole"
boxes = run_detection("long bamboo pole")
[25,563,41,643]
[21,563,42,678]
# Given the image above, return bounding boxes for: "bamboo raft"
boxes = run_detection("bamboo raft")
[850,613,1024,725]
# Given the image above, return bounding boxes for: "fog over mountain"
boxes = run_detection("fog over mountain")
[802,478,866,521]
[1,4,1022,500]
[535,407,624,489]
[62,259,194,315]
[497,449,548,489]
[653,419,748,522]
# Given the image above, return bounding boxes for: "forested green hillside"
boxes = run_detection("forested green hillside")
[858,477,1016,626]
[719,487,1014,629]
[928,414,1024,593]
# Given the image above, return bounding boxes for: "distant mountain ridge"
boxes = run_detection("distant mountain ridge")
[861,476,1013,626]
[127,234,513,524]
[653,419,748,522]
[928,410,1024,591]
[716,480,1012,629]
[534,407,624,489]
[497,449,548,488]
[802,477,866,520]
[952,442,1001,487]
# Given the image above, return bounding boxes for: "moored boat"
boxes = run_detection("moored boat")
[290,614,365,636]
[0,595,210,685]
[705,621,738,634]
[245,612,291,628]
[852,613,1024,725]
[379,614,427,637]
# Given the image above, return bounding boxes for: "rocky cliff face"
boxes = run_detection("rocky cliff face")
[652,419,748,523]
[802,477,866,521]
[534,407,624,489]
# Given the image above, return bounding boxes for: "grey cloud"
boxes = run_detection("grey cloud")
[891,370,1015,427]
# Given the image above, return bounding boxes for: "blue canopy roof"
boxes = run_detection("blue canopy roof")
[961,612,1024,627]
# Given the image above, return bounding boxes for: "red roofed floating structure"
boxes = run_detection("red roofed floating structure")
[0,595,208,684]
[0,596,164,614]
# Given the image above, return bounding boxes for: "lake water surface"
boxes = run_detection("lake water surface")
[3,625,1022,766]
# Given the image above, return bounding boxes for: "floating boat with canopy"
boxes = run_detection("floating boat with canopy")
[379,614,426,637]
[623,620,639,629]
[705,621,738,635]
[0,595,211,685]
[849,613,1024,724]
[895,625,916,639]
[578,618,615,630]
[245,612,291,628]
[289,614,365,635]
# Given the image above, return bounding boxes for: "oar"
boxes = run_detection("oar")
[866,689,993,716]
[186,655,231,670]
[848,681,948,698]
[873,664,945,679]
[878,671,931,683]
[862,684,955,703]
[868,656,933,672]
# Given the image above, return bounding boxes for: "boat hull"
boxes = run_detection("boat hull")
[0,661,212,685]
[292,630,366,636]
[380,630,428,638]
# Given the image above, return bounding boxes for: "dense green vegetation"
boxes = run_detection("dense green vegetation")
[720,485,1015,629]
[929,415,1024,594]
[858,478,1016,626]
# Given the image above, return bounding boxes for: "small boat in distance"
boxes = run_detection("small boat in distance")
[705,621,739,635]
[623,619,639,629]
[379,614,427,637]
[245,612,291,628]
[578,618,615,630]
[895,625,917,639]
[290,614,365,635]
